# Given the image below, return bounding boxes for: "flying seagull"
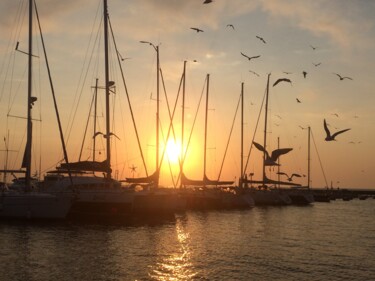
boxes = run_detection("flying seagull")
[249,70,260,77]
[256,35,266,44]
[313,62,322,67]
[296,98,301,103]
[332,113,339,117]
[241,52,260,61]
[323,119,350,141]
[253,141,293,166]
[283,71,292,75]
[303,71,307,78]
[226,24,235,30]
[191,27,204,33]
[203,0,212,4]
[333,73,353,81]
[310,45,317,50]
[277,172,301,182]
[273,78,292,87]
[93,132,120,140]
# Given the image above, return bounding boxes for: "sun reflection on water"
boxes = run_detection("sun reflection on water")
[149,217,197,280]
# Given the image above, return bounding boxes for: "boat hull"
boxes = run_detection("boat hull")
[247,189,292,206]
[0,191,73,219]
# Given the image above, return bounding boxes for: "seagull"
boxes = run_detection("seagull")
[310,45,317,50]
[203,0,212,3]
[241,52,260,61]
[256,35,266,44]
[117,51,130,61]
[273,78,292,87]
[299,125,306,130]
[296,98,301,103]
[323,119,350,141]
[253,141,293,166]
[249,70,260,77]
[303,71,307,78]
[277,172,301,182]
[313,62,322,67]
[93,132,120,140]
[226,24,235,30]
[190,27,204,33]
[332,113,339,118]
[283,71,292,75]
[333,73,353,81]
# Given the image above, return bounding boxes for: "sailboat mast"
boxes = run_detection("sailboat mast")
[156,45,160,187]
[307,126,311,188]
[240,82,244,188]
[203,74,210,188]
[179,60,187,188]
[277,136,280,188]
[25,0,33,188]
[93,78,98,162]
[262,74,271,183]
[103,0,111,179]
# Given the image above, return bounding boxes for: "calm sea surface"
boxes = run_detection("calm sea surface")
[1,199,374,281]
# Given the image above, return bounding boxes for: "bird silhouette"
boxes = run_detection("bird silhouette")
[277,172,301,182]
[310,45,317,50]
[283,71,292,75]
[249,70,260,77]
[313,62,322,67]
[303,71,307,78]
[253,141,293,166]
[296,98,301,103]
[226,24,235,30]
[93,132,120,140]
[323,119,350,141]
[241,52,260,61]
[256,35,266,44]
[333,73,353,81]
[332,113,339,117]
[273,78,292,87]
[190,27,203,33]
[203,0,212,3]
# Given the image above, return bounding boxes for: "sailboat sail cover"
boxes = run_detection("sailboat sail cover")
[181,173,234,186]
[58,160,111,173]
[21,123,32,169]
[125,170,159,184]
[21,145,28,169]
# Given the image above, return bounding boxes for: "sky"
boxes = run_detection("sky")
[0,0,375,189]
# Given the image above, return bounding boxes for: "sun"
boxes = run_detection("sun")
[165,139,181,164]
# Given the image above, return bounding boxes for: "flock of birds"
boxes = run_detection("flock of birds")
[197,0,354,182]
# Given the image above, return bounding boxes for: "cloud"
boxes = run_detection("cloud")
[259,0,375,50]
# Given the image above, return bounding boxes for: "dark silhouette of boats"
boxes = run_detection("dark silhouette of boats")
[241,74,292,206]
[0,0,73,219]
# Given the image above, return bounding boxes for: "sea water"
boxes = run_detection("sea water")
[0,199,374,280]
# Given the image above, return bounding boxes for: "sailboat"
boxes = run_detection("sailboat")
[242,74,292,206]
[281,126,314,205]
[181,75,254,210]
[0,0,73,219]
[42,0,182,218]
[40,0,136,219]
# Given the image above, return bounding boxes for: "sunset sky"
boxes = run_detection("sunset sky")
[1,0,374,189]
